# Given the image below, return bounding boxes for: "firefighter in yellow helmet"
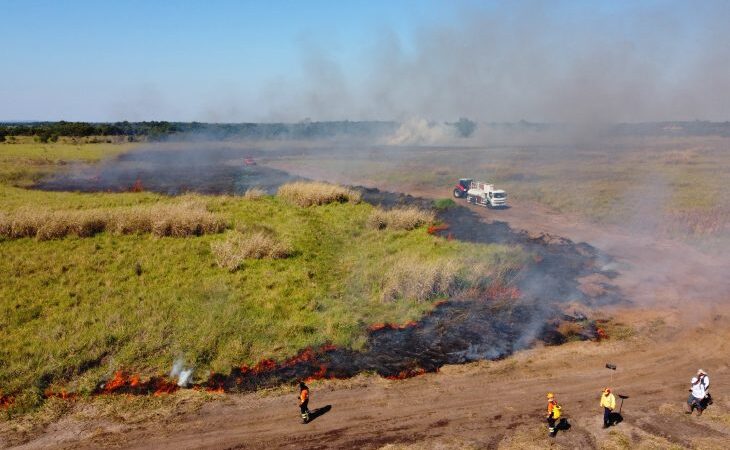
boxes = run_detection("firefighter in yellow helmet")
[546,392,561,437]
[600,387,616,428]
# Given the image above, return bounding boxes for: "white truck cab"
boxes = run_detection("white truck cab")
[466,181,507,208]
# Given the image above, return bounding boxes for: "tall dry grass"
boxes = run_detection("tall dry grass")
[0,201,226,241]
[242,187,267,200]
[368,207,435,231]
[211,230,293,271]
[381,257,459,302]
[277,181,361,207]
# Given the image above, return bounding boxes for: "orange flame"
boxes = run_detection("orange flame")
[130,178,144,192]
[103,370,129,393]
[305,364,329,382]
[386,367,427,380]
[0,392,15,408]
[427,223,450,235]
[368,321,418,332]
[484,283,521,300]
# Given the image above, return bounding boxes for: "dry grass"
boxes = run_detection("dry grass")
[211,231,293,271]
[368,207,435,231]
[277,181,361,207]
[242,187,267,200]
[146,202,226,237]
[381,257,459,302]
[0,201,226,241]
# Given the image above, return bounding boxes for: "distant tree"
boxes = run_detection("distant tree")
[453,117,477,138]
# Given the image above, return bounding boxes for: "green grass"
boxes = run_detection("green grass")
[0,140,525,413]
[0,140,133,187]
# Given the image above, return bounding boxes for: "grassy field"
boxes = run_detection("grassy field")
[0,138,134,188]
[0,141,525,414]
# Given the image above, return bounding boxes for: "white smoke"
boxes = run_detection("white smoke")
[385,118,457,145]
[170,358,194,387]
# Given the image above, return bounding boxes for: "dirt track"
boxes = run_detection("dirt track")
[6,183,730,449]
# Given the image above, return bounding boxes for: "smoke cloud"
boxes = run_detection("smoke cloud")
[261,1,730,123]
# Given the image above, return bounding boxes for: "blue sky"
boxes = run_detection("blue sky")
[1,1,728,122]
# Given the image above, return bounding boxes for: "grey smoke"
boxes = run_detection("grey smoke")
[262,2,730,123]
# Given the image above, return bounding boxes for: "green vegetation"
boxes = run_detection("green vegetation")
[433,198,456,211]
[0,139,133,187]
[0,141,524,413]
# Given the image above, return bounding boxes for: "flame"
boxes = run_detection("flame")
[596,327,608,340]
[484,283,521,300]
[1,392,15,408]
[368,321,418,332]
[305,364,328,382]
[427,223,450,235]
[44,389,77,400]
[130,178,144,192]
[386,367,427,380]
[103,370,129,393]
[282,348,316,367]
[152,378,179,396]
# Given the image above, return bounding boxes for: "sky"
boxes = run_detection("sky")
[1,0,729,122]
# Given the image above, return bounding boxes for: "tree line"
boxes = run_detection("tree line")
[0,120,401,143]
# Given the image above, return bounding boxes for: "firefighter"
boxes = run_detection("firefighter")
[686,369,710,416]
[299,381,310,424]
[546,392,561,437]
[600,387,616,428]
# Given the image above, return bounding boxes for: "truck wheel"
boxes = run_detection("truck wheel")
[453,189,462,198]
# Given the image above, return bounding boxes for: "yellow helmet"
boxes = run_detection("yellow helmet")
[546,392,554,399]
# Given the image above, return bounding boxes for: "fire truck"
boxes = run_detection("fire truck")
[452,178,507,208]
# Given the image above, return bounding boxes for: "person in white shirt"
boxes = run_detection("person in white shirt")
[685,369,710,416]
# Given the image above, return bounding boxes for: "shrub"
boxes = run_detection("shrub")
[277,182,361,207]
[148,203,226,237]
[381,257,459,302]
[0,212,10,238]
[110,208,152,235]
[36,212,71,241]
[243,187,267,200]
[70,210,107,237]
[368,207,435,231]
[211,231,292,271]
[8,209,44,238]
[0,202,227,240]
[433,198,456,211]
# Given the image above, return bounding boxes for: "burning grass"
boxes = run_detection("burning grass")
[0,199,227,240]
[211,230,293,271]
[1,186,528,414]
[277,181,361,207]
[368,206,435,231]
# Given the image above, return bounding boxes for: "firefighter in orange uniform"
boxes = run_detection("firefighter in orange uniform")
[299,381,310,423]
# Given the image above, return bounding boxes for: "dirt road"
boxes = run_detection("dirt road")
[12,324,730,449]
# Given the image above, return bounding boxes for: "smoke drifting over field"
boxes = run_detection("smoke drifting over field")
[265,2,730,124]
